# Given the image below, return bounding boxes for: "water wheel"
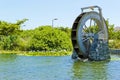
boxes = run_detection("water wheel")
[71,6,110,60]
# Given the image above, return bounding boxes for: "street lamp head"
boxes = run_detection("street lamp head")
[54,18,58,20]
[52,18,58,27]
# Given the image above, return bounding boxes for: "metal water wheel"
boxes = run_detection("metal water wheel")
[71,6,110,60]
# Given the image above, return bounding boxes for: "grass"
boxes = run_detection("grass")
[0,50,72,56]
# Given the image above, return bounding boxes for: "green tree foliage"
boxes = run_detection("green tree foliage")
[0,35,18,50]
[105,19,120,48]
[1,18,120,50]
[0,19,28,50]
[0,19,28,36]
[15,19,28,26]
[0,20,72,51]
[106,20,115,39]
[57,27,71,37]
[29,26,72,51]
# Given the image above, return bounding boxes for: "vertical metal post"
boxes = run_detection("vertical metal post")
[52,18,58,27]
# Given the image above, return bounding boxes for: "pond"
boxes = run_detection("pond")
[0,54,120,80]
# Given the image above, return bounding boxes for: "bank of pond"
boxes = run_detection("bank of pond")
[1,49,120,57]
[0,50,72,56]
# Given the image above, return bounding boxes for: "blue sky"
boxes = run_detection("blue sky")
[0,0,120,29]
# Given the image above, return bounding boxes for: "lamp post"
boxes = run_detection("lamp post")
[52,18,58,27]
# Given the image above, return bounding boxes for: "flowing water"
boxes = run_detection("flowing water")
[0,54,120,80]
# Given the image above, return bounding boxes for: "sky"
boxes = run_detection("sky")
[0,0,120,29]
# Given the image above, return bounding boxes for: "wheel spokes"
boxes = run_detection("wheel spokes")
[82,38,89,42]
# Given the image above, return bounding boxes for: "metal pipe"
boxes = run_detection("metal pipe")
[81,5,101,12]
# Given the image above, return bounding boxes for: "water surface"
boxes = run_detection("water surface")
[0,54,120,80]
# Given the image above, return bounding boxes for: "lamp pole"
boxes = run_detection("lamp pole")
[52,18,58,27]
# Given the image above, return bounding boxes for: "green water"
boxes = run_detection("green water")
[0,54,120,80]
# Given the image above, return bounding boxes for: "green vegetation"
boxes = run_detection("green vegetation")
[0,19,120,56]
[0,19,72,56]
[106,20,120,49]
[0,50,72,56]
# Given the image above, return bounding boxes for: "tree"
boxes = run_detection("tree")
[29,26,72,51]
[0,19,28,36]
[0,19,28,50]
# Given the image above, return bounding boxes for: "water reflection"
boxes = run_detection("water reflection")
[72,60,109,80]
[0,54,17,63]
